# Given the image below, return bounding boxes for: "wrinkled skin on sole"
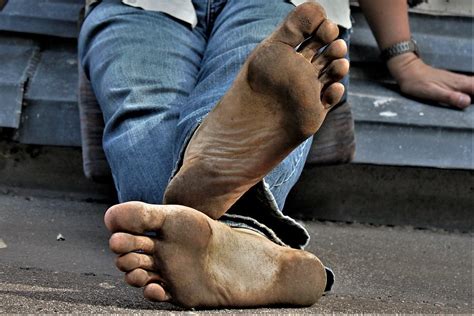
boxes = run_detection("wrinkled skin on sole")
[164,3,349,219]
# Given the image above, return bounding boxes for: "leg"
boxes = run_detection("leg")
[104,3,347,308]
[78,0,207,203]
[164,2,349,219]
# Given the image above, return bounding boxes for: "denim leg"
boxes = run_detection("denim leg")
[78,0,208,203]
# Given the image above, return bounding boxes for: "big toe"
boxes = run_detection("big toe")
[271,2,338,48]
[109,232,155,255]
[104,201,168,234]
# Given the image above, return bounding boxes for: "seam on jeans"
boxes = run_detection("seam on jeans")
[262,179,281,212]
[260,179,311,249]
[206,0,212,30]
[167,105,212,186]
[179,107,210,127]
[168,121,200,182]
[270,138,310,189]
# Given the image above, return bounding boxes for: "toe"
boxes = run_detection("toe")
[125,268,163,287]
[322,82,345,109]
[104,201,168,234]
[312,39,347,69]
[109,232,155,254]
[144,283,171,302]
[298,20,340,60]
[116,252,155,272]
[314,19,340,45]
[319,58,350,84]
[270,2,333,47]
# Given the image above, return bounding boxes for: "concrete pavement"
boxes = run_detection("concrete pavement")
[0,189,471,313]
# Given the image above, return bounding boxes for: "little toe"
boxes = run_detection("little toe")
[109,232,155,255]
[319,58,350,85]
[144,283,171,302]
[298,20,340,60]
[312,39,347,69]
[270,2,329,47]
[104,201,168,234]
[322,82,345,109]
[125,268,163,287]
[116,252,155,272]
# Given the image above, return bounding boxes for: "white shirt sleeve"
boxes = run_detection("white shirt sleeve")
[122,0,198,27]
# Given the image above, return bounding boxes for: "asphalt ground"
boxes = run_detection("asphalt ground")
[0,189,472,313]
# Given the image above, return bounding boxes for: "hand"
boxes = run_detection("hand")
[387,53,474,109]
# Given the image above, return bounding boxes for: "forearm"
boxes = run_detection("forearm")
[357,0,411,50]
[358,0,418,82]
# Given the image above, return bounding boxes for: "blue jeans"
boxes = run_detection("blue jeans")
[79,0,349,249]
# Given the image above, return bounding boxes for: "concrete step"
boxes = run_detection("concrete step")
[0,0,82,38]
[0,8,473,170]
[285,163,473,232]
[0,141,472,232]
[2,32,472,169]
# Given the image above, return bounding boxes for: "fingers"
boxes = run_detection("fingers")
[438,70,474,106]
[448,72,474,97]
[396,62,473,109]
[431,86,471,109]
[402,81,471,109]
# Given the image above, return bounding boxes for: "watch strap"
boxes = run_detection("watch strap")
[380,39,420,61]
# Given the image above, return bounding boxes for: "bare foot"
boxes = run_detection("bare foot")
[164,3,349,219]
[104,201,327,308]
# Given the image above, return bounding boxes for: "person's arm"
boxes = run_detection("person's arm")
[358,0,474,109]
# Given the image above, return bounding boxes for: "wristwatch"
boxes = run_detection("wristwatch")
[380,39,420,61]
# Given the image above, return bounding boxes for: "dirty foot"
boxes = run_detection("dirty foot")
[164,3,349,218]
[105,201,327,308]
